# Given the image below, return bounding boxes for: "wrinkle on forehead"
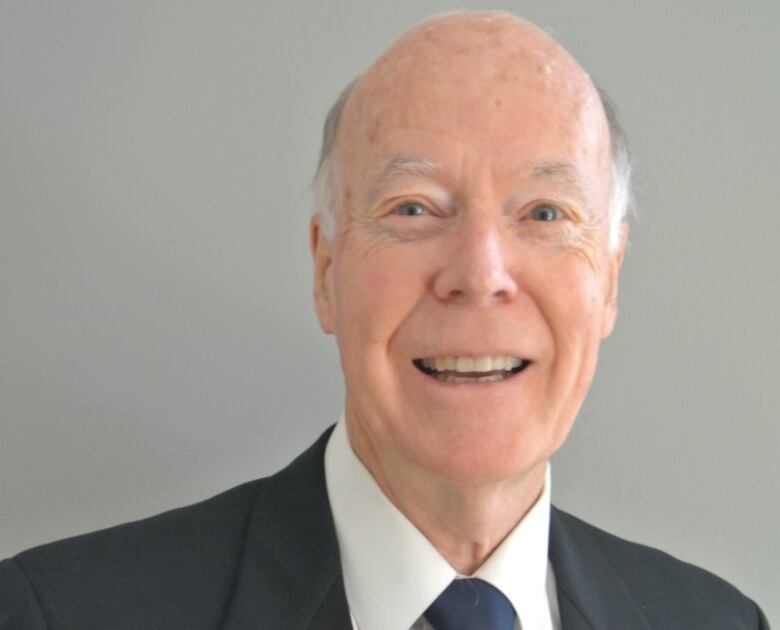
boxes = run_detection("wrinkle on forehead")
[333,11,611,226]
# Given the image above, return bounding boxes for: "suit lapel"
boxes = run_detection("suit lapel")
[219,432,656,630]
[307,577,353,630]
[549,507,652,630]
[221,428,352,630]
[556,592,597,630]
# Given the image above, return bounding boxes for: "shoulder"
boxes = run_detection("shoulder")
[1,480,261,628]
[0,430,333,629]
[551,507,769,628]
[15,478,261,580]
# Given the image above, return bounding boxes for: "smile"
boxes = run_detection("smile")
[412,355,531,384]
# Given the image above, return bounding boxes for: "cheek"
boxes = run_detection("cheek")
[332,246,429,350]
[550,266,609,398]
[525,252,609,363]
[556,273,605,349]
[567,267,603,317]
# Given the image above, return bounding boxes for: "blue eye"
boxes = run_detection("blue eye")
[530,204,563,221]
[395,202,428,216]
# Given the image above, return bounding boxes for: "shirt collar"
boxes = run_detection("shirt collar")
[325,417,554,630]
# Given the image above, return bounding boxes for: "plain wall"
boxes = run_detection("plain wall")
[1,0,777,622]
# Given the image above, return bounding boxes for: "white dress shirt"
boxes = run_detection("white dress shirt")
[325,418,561,630]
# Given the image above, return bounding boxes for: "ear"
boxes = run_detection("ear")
[310,215,336,335]
[601,222,629,339]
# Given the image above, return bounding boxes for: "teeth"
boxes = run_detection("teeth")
[420,355,525,374]
[474,356,491,372]
[456,357,474,372]
[506,357,523,370]
[442,372,506,384]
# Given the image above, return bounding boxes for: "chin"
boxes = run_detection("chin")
[401,413,557,486]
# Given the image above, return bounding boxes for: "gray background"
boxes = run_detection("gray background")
[1,0,777,623]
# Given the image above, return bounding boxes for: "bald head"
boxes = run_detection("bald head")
[314,11,632,250]
[355,12,589,109]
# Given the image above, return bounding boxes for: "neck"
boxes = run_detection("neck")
[346,418,548,575]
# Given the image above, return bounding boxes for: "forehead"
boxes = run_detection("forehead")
[339,20,609,191]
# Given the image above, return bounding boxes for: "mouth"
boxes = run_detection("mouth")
[412,355,531,384]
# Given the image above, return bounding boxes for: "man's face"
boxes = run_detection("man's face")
[312,18,625,486]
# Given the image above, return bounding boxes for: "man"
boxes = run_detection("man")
[0,10,769,630]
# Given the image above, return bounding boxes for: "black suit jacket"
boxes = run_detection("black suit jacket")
[0,428,769,629]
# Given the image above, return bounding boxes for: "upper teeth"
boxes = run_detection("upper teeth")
[420,356,523,373]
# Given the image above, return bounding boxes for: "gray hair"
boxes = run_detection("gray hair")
[312,78,357,239]
[313,79,634,252]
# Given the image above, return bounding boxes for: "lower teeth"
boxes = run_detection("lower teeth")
[434,372,507,384]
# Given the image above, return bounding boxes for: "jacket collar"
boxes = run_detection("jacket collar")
[221,427,652,630]
[221,426,351,630]
[550,507,652,630]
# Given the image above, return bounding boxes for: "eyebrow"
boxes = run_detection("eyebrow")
[367,157,448,201]
[522,160,592,197]
[366,157,592,202]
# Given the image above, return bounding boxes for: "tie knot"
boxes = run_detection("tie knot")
[425,578,516,630]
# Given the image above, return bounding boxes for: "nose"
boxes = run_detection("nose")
[432,218,518,304]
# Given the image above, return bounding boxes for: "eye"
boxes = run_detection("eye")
[529,203,563,221]
[394,202,429,216]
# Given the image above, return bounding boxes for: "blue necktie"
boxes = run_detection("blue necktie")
[424,578,516,630]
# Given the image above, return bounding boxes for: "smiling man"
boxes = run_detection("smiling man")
[0,10,769,630]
